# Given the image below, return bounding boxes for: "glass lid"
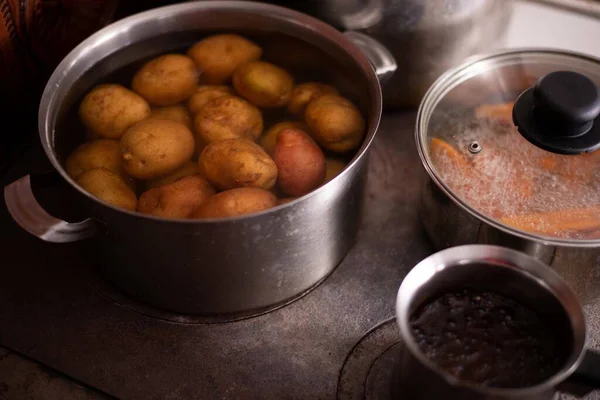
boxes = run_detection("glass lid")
[417,49,600,244]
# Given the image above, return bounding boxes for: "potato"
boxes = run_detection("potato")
[132,54,199,106]
[232,61,294,108]
[305,94,366,153]
[287,82,338,117]
[194,95,263,144]
[187,85,233,114]
[120,118,195,180]
[75,168,137,211]
[79,84,150,139]
[324,158,347,184]
[273,128,325,196]
[66,139,123,179]
[259,121,307,155]
[150,105,193,130]
[199,138,277,190]
[146,161,202,190]
[277,197,297,205]
[138,175,215,219]
[187,34,262,85]
[191,188,276,219]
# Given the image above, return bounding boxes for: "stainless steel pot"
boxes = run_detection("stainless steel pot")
[2,1,396,315]
[262,0,514,108]
[394,245,600,399]
[416,48,600,305]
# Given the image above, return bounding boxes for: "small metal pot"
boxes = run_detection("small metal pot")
[416,49,600,305]
[394,245,600,399]
[3,1,396,315]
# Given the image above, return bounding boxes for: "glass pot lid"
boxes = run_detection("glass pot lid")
[417,48,600,244]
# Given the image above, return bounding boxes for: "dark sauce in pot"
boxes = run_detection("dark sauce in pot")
[410,288,565,388]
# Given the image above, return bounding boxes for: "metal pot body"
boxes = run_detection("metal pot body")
[4,1,388,315]
[420,179,600,305]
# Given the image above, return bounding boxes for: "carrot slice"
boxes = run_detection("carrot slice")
[501,206,600,235]
[475,102,514,125]
[429,137,470,169]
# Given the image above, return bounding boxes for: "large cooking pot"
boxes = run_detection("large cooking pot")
[416,48,600,305]
[3,1,395,315]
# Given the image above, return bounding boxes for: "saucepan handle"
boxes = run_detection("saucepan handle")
[343,31,396,85]
[560,350,600,397]
[4,174,97,243]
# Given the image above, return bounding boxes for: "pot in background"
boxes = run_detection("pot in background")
[394,245,600,399]
[416,49,600,305]
[3,1,396,315]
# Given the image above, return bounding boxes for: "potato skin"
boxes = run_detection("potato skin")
[187,85,233,114]
[75,168,137,211]
[150,105,193,130]
[191,188,276,219]
[199,138,277,190]
[277,197,297,205]
[132,54,199,106]
[304,94,366,153]
[66,139,123,179]
[187,34,262,85]
[79,84,151,139]
[138,175,215,219]
[194,95,263,144]
[232,61,294,108]
[287,82,338,117]
[324,158,347,184]
[259,121,307,155]
[120,118,195,180]
[273,128,326,196]
[146,161,202,190]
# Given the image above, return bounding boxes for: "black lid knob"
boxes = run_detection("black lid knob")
[513,70,600,155]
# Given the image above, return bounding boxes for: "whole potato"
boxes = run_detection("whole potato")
[138,175,216,219]
[287,82,339,117]
[324,158,347,184]
[79,84,151,139]
[132,54,199,106]
[259,121,307,155]
[273,128,326,196]
[194,95,263,144]
[187,34,262,85]
[232,61,294,108]
[75,168,137,211]
[66,139,123,179]
[191,188,276,219]
[187,85,233,114]
[120,118,195,180]
[146,161,202,190]
[305,94,366,153]
[150,105,193,130]
[199,138,277,190]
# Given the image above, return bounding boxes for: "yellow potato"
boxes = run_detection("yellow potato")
[191,188,277,219]
[273,128,326,196]
[232,61,294,108]
[259,121,307,155]
[75,168,137,211]
[305,94,366,153]
[187,34,262,85]
[66,139,123,179]
[199,138,277,190]
[120,118,195,180]
[287,82,339,117]
[146,161,202,190]
[150,105,193,130]
[324,158,347,184]
[79,84,151,139]
[132,54,199,106]
[138,175,216,219]
[187,85,233,114]
[194,95,263,144]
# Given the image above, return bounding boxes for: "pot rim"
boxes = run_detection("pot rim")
[416,47,600,248]
[396,244,588,396]
[39,0,382,224]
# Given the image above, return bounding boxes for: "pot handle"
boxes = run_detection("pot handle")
[560,350,600,397]
[4,175,97,243]
[343,31,396,85]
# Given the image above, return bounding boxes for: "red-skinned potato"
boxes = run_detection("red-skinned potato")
[273,128,326,196]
